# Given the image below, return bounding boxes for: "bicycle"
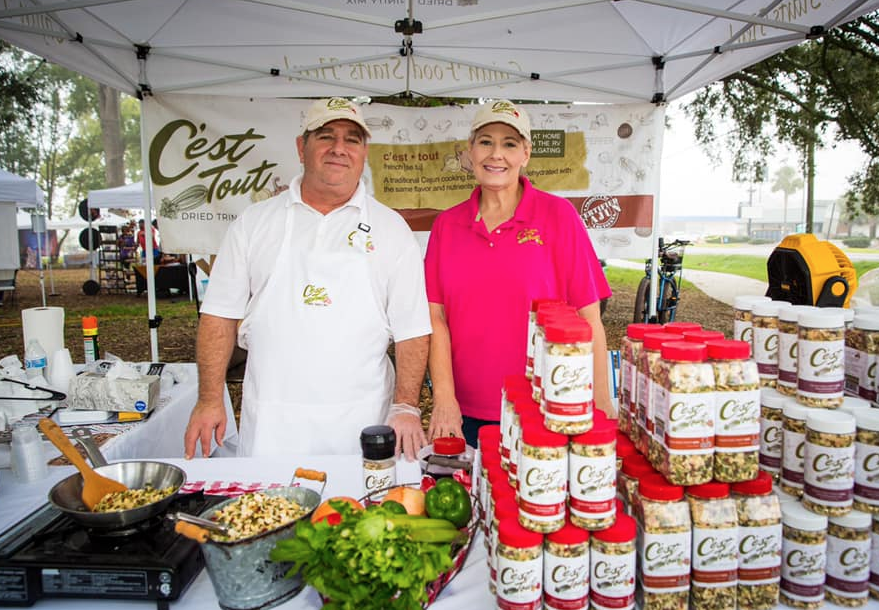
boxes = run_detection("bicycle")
[633,238,691,324]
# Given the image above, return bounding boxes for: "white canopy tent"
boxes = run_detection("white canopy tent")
[3,0,877,356]
[0,169,47,302]
[88,182,145,210]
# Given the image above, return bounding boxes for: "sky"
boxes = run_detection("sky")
[658,99,869,218]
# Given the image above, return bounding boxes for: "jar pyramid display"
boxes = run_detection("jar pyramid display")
[476,296,879,610]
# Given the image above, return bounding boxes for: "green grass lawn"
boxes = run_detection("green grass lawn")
[684,254,879,282]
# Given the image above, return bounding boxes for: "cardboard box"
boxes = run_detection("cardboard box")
[68,370,160,413]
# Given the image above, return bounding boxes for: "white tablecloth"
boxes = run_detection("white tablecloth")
[0,455,494,610]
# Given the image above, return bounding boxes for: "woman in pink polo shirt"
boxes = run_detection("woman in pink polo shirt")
[424,100,613,447]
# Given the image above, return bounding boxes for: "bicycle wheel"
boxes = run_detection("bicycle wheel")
[633,277,650,323]
[657,278,677,324]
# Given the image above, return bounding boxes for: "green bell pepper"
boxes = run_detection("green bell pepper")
[424,477,472,528]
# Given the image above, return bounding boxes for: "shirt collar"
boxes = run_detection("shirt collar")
[285,175,366,212]
[462,176,537,227]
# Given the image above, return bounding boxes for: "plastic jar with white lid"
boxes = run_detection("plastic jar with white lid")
[777,305,816,396]
[825,509,871,607]
[543,318,594,434]
[636,331,680,459]
[527,298,566,380]
[496,518,544,610]
[621,323,660,439]
[797,309,846,408]
[686,481,739,610]
[759,388,786,480]
[569,422,617,530]
[590,512,636,610]
[825,306,856,329]
[840,396,874,415]
[780,502,828,609]
[847,314,879,405]
[752,301,786,388]
[635,476,691,610]
[734,295,772,344]
[731,472,783,610]
[654,341,716,486]
[854,408,879,515]
[781,400,809,497]
[544,520,590,610]
[707,339,760,483]
[518,418,568,533]
[802,409,856,516]
[871,514,879,599]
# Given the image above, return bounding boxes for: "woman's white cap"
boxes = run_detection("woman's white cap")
[471,100,531,143]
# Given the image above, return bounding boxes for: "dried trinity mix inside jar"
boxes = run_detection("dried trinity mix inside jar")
[636,332,680,459]
[802,409,856,517]
[759,388,786,481]
[591,512,637,610]
[796,309,846,408]
[780,502,828,610]
[732,472,783,610]
[824,509,871,607]
[542,318,594,435]
[781,400,809,498]
[686,481,739,610]
[752,301,787,388]
[496,518,544,610]
[854,408,879,515]
[569,421,617,530]
[734,295,772,344]
[544,520,590,610]
[847,313,879,405]
[621,323,659,438]
[777,305,815,396]
[517,419,568,533]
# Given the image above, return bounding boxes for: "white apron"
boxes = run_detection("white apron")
[236,196,394,456]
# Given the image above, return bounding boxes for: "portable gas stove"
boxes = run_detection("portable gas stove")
[0,492,224,609]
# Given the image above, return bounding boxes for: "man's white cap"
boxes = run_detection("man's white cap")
[470,99,531,143]
[302,97,372,137]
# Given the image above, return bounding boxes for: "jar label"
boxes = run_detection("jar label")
[846,346,865,395]
[640,531,691,591]
[803,443,855,504]
[780,539,826,602]
[497,554,543,609]
[545,551,589,605]
[734,320,752,344]
[760,417,783,470]
[569,451,615,504]
[778,331,798,384]
[636,370,650,428]
[526,315,537,374]
[855,441,879,503]
[692,526,738,583]
[591,547,636,609]
[797,338,845,396]
[754,326,779,377]
[826,535,870,592]
[858,353,878,401]
[782,430,806,484]
[519,454,567,507]
[362,464,395,499]
[715,389,760,449]
[738,524,782,583]
[657,391,714,452]
[870,531,879,585]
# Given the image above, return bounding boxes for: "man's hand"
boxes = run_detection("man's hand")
[386,402,427,461]
[427,397,464,442]
[184,400,227,459]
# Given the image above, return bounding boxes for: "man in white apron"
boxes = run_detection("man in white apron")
[184,98,431,459]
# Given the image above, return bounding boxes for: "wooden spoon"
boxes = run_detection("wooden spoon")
[39,418,128,510]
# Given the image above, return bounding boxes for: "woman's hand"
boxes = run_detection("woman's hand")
[427,397,464,441]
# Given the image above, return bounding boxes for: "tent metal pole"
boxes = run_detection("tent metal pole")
[628,0,813,34]
[139,101,159,362]
[35,223,46,308]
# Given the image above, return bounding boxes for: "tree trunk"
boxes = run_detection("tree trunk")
[97,84,125,188]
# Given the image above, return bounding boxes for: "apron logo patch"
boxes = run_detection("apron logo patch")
[347,230,374,252]
[302,284,332,306]
[517,228,544,245]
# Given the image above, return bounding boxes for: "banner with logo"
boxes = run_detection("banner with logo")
[144,94,664,257]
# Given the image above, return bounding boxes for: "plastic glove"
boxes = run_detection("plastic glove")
[385,402,427,462]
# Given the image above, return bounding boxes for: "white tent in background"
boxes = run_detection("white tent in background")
[88,182,145,210]
[1,169,47,303]
[0,169,44,210]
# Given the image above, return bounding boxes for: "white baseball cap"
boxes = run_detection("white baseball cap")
[302,97,372,137]
[470,99,531,143]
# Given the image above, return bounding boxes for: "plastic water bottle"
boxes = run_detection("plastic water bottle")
[24,339,48,383]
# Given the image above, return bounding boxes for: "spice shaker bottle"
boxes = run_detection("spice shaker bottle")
[590,511,637,610]
[359,425,396,499]
[544,520,590,610]
[732,472,782,610]
[82,315,100,364]
[780,502,827,610]
[825,509,871,607]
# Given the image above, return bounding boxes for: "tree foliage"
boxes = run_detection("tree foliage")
[683,12,879,220]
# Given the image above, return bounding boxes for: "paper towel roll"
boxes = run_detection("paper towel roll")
[21,307,65,377]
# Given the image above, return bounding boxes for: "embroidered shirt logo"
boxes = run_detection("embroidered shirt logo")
[347,230,375,252]
[302,284,332,306]
[517,228,544,245]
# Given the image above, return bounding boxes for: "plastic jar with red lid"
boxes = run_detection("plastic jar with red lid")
[663,321,703,335]
[532,303,577,403]
[518,419,568,533]
[654,341,715,487]
[686,481,738,610]
[544,520,590,610]
[510,402,541,488]
[490,493,520,595]
[496,519,544,610]
[731,471,782,610]
[636,331,681,459]
[621,323,660,438]
[634,475,691,610]
[590,512,636,610]
[502,376,532,472]
[527,298,567,380]
[542,318,594,435]
[682,329,725,344]
[569,422,617,530]
[617,454,657,516]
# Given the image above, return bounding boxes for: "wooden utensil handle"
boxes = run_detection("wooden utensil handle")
[294,467,326,482]
[175,521,209,543]
[38,418,91,471]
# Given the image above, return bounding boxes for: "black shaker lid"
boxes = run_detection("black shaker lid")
[360,425,396,460]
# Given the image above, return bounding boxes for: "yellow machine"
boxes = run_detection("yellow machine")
[766,233,858,308]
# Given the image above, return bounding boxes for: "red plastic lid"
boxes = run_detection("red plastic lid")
[594,409,607,426]
[514,395,540,415]
[660,341,707,362]
[499,517,544,548]
[547,519,590,545]
[481,449,501,470]
[686,481,730,499]
[504,374,532,393]
[506,385,534,403]
[616,434,637,458]
[478,425,501,446]
[82,315,98,330]
[593,512,636,543]
[663,321,703,335]
[522,418,568,447]
[621,455,655,478]
[571,420,616,445]
[705,339,751,360]
[494,495,520,519]
[537,304,577,326]
[682,330,725,344]
[730,471,774,496]
[434,436,466,456]
[488,465,511,489]
[626,323,661,340]
[642,332,682,351]
[638,475,683,501]
[532,298,567,313]
[545,318,593,343]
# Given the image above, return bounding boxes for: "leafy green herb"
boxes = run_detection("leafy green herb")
[270,501,458,609]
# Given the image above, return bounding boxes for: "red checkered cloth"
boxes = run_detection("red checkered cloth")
[180,481,295,497]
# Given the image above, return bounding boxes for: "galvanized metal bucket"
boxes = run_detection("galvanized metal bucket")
[186,469,325,610]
